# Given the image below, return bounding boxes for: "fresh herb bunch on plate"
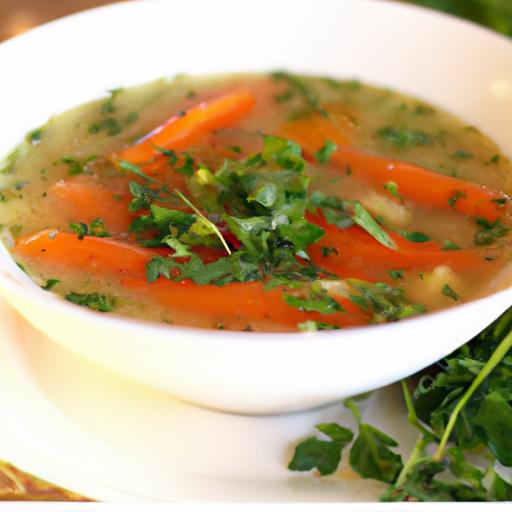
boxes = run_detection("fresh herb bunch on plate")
[289,308,512,501]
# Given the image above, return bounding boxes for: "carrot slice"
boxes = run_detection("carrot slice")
[308,213,497,278]
[46,177,135,233]
[113,89,256,165]
[122,277,368,330]
[14,230,156,277]
[281,117,509,222]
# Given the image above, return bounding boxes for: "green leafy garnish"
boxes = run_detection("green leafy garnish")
[310,192,396,249]
[352,202,396,250]
[378,126,432,148]
[442,240,461,251]
[400,231,431,243]
[448,190,467,207]
[348,280,425,322]
[41,278,60,291]
[100,88,122,114]
[451,150,473,160]
[298,320,341,332]
[69,218,110,239]
[289,307,512,502]
[284,288,344,314]
[384,181,401,200]
[65,292,114,312]
[315,141,337,164]
[474,218,510,246]
[271,71,327,117]
[26,127,43,146]
[442,284,460,301]
[288,423,353,475]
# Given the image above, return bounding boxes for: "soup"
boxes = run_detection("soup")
[1,73,511,332]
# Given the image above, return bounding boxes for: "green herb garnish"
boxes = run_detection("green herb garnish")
[442,283,460,301]
[315,141,337,164]
[399,231,431,243]
[65,292,114,312]
[378,127,432,148]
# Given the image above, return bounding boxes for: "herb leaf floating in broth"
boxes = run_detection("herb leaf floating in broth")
[65,292,114,312]
[3,72,512,331]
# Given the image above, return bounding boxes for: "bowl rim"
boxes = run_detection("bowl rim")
[1,0,512,344]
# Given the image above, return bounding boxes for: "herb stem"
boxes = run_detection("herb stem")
[344,398,362,425]
[401,379,433,438]
[395,434,430,487]
[434,328,512,461]
[174,189,232,256]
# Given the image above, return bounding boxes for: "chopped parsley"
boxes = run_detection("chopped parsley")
[399,231,431,243]
[65,292,114,312]
[377,126,432,148]
[442,240,461,251]
[60,155,97,176]
[315,141,337,164]
[298,320,341,332]
[448,190,466,207]
[26,127,43,146]
[284,288,344,314]
[70,218,110,239]
[42,278,60,291]
[348,280,425,322]
[271,71,327,117]
[442,283,459,301]
[451,150,473,160]
[384,181,401,201]
[388,270,404,280]
[474,218,510,246]
[100,88,123,115]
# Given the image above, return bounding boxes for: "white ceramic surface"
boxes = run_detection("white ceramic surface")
[0,0,511,413]
[0,298,404,502]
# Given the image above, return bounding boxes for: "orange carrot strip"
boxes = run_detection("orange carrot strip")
[14,230,156,277]
[14,229,368,329]
[122,277,368,329]
[47,177,134,233]
[308,213,496,278]
[281,118,508,222]
[113,90,256,165]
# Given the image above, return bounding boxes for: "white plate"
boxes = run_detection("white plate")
[0,297,417,503]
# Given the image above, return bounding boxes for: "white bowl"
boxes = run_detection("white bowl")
[0,0,511,414]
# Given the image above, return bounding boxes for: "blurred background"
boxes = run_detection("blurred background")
[0,0,510,42]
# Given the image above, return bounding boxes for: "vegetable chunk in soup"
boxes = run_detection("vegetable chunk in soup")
[1,73,511,332]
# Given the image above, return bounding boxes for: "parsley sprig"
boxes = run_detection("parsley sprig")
[289,308,512,502]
